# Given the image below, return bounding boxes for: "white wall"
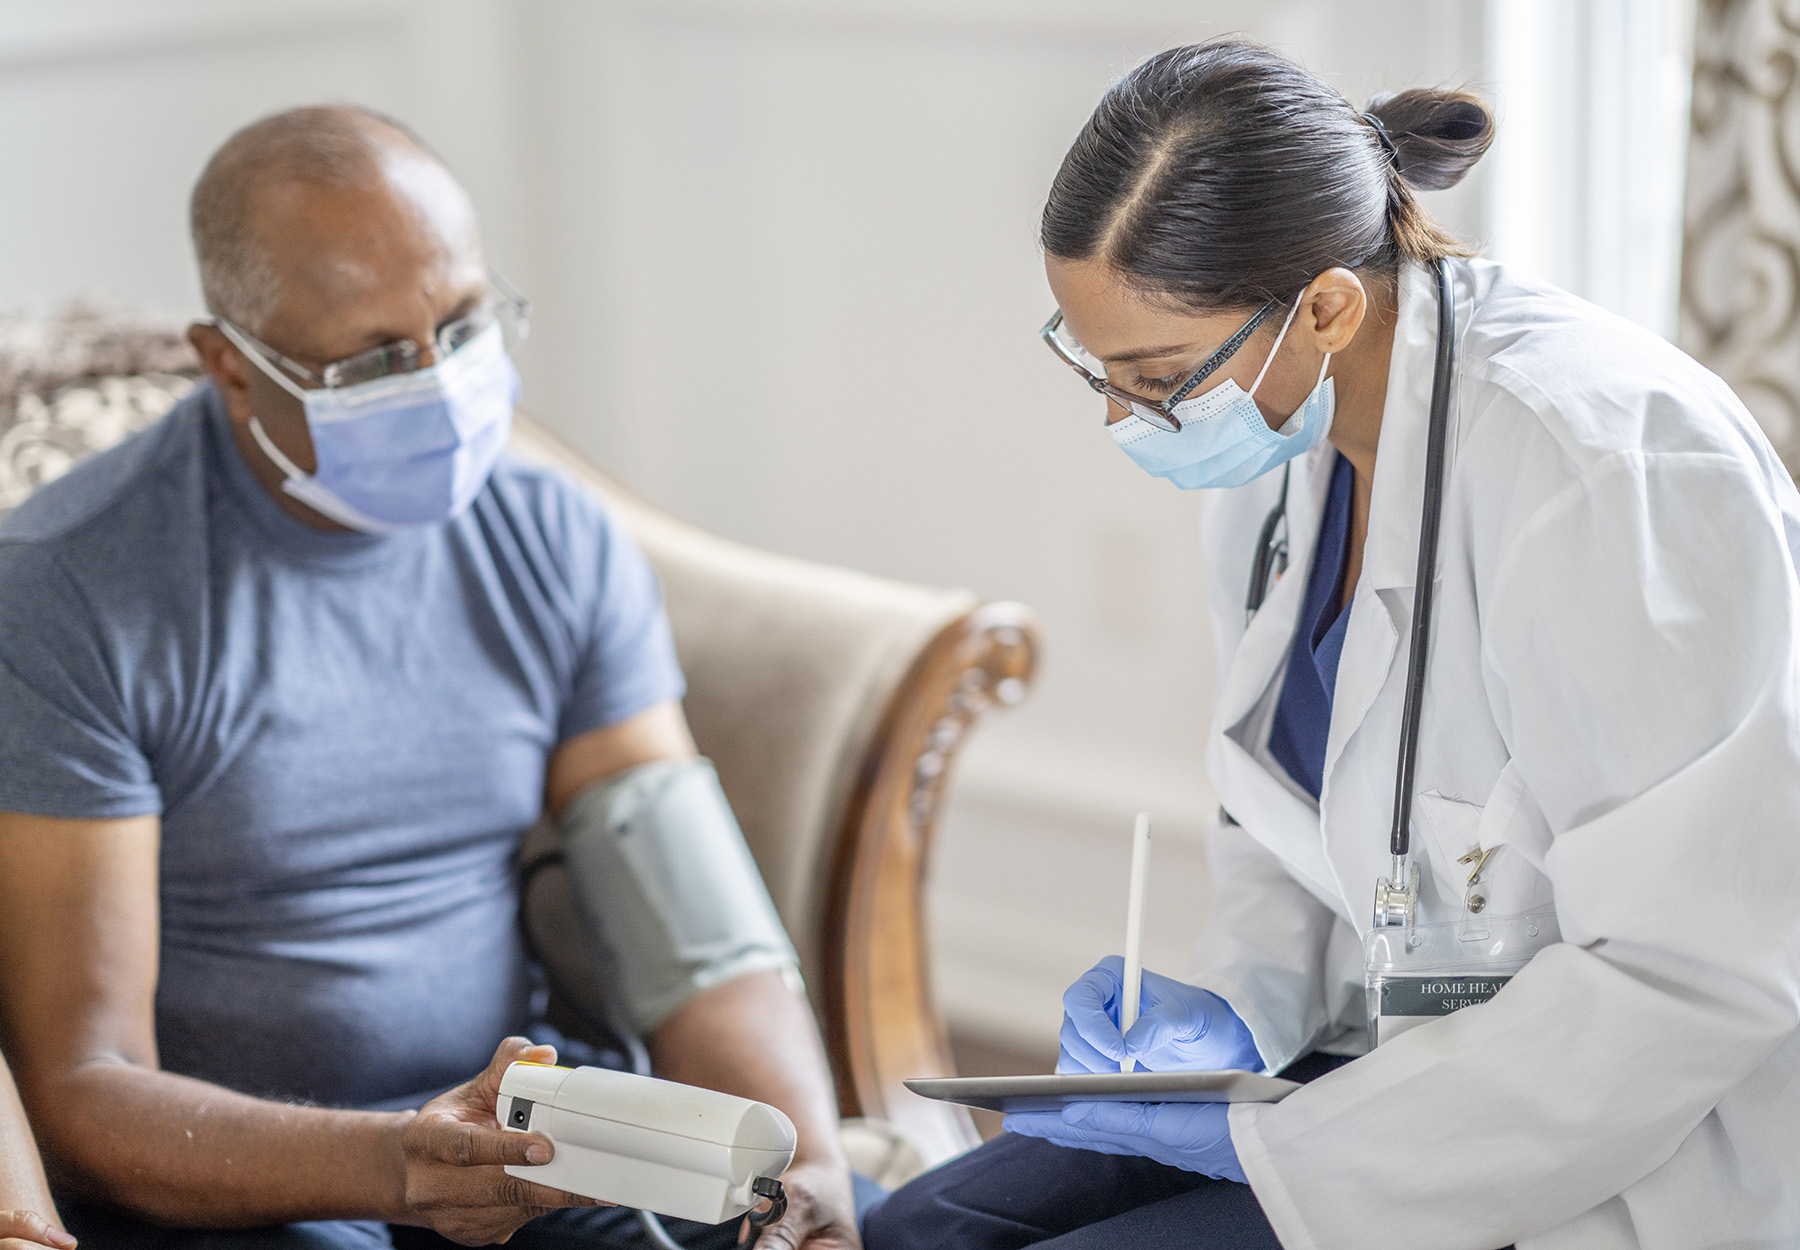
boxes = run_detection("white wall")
[0,1,537,314]
[0,0,1520,1056]
[511,0,1489,1051]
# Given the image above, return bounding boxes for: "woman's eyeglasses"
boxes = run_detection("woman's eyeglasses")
[1039,300,1275,432]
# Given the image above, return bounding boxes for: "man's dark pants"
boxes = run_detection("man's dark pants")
[64,1181,888,1249]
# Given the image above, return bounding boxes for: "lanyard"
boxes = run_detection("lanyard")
[1246,258,1456,932]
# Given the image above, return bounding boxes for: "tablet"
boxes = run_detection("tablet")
[903,1070,1301,1114]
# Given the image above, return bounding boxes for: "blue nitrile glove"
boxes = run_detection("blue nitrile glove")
[1003,1100,1246,1182]
[1056,955,1262,1075]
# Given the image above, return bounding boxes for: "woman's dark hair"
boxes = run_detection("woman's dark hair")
[1042,39,1494,311]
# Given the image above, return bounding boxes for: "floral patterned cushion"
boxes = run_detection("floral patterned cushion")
[0,303,202,514]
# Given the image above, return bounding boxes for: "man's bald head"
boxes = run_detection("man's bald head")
[190,106,480,336]
[185,106,494,532]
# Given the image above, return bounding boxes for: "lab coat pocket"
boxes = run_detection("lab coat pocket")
[1414,770,1556,927]
[1411,790,1486,920]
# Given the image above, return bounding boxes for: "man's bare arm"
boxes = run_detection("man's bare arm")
[548,703,858,1247]
[0,1048,73,1248]
[0,811,405,1224]
[652,972,857,1248]
[544,700,697,820]
[0,812,590,1240]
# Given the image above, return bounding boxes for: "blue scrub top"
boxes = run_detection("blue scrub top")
[1267,453,1356,800]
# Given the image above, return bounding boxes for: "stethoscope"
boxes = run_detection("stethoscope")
[1243,257,1456,933]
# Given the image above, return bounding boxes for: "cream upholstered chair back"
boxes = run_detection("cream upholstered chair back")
[0,306,1038,1167]
[511,419,967,987]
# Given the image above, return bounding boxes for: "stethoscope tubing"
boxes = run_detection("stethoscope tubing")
[1388,258,1457,860]
[1244,463,1292,619]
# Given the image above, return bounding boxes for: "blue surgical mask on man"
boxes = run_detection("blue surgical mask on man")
[1108,293,1334,490]
[219,320,519,532]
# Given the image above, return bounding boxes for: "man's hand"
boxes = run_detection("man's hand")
[0,1209,76,1249]
[746,1157,857,1249]
[395,1037,603,1246]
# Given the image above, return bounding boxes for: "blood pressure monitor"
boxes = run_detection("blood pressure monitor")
[498,1061,796,1227]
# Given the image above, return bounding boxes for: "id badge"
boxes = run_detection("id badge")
[1364,908,1558,1048]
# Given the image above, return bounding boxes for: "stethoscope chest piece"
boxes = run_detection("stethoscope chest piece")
[1372,858,1418,931]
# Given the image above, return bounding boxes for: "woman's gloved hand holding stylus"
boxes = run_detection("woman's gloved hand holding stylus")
[1053,956,1261,1074]
[1003,956,1262,1182]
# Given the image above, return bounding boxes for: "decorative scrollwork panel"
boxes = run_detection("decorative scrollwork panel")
[1682,0,1800,472]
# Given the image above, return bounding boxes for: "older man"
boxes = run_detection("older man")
[0,108,863,1248]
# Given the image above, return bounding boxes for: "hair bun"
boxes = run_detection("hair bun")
[1364,88,1494,191]
[1041,40,1481,309]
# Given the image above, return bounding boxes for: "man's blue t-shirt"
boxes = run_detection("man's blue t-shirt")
[0,383,685,1109]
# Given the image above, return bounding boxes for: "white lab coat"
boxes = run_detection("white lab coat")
[1189,257,1800,1250]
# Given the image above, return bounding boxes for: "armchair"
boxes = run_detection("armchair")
[0,305,1039,1169]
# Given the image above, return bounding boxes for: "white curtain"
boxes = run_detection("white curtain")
[1484,0,1695,340]
[1681,0,1800,472]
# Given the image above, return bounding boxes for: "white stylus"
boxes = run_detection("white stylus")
[1119,811,1152,1074]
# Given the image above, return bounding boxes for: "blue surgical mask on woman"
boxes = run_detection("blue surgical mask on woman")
[219,320,519,532]
[1108,293,1333,490]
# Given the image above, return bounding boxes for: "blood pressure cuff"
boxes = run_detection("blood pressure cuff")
[558,756,801,1036]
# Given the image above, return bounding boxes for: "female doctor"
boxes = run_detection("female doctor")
[865,38,1800,1250]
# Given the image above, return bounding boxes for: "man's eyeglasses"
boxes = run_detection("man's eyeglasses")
[220,271,531,391]
[1040,299,1275,432]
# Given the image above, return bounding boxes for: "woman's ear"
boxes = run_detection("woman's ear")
[1300,268,1368,355]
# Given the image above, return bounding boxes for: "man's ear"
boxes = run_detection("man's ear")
[1300,268,1368,355]
[187,323,254,425]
